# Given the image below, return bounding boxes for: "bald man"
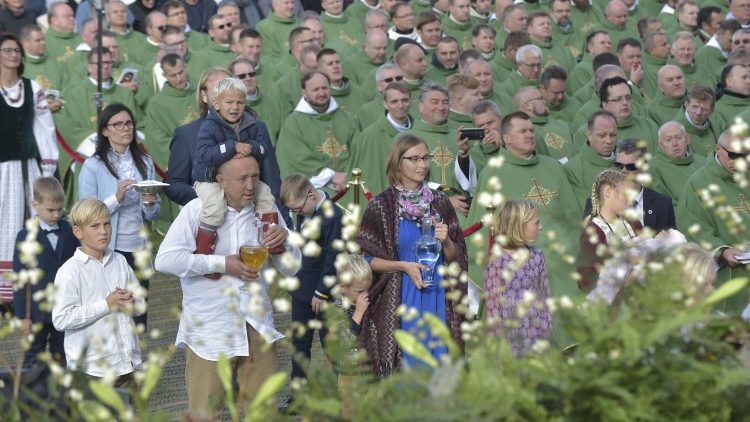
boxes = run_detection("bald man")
[343,29,389,86]
[649,121,707,205]
[648,65,687,126]
[601,0,639,47]
[514,86,575,161]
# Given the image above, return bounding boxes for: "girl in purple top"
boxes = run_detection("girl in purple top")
[484,199,552,356]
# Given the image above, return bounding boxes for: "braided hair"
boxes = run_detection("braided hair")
[585,168,628,224]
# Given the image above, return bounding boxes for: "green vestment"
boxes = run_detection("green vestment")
[143,83,198,170]
[349,114,403,195]
[571,6,603,37]
[671,60,713,91]
[188,42,235,80]
[648,148,707,206]
[114,29,148,66]
[647,92,684,127]
[496,71,537,113]
[573,114,658,152]
[531,115,576,162]
[676,158,750,314]
[44,28,81,65]
[342,49,380,87]
[564,144,616,207]
[441,16,473,50]
[186,30,209,53]
[128,38,160,69]
[24,54,67,92]
[357,99,385,130]
[269,68,303,115]
[330,79,366,113]
[552,23,585,61]
[345,0,379,31]
[490,52,515,82]
[714,93,750,129]
[695,44,727,86]
[533,38,576,73]
[674,110,723,159]
[423,64,457,85]
[256,12,297,59]
[598,21,638,50]
[567,53,593,95]
[321,12,361,58]
[255,61,280,92]
[640,53,668,100]
[547,95,581,123]
[247,89,284,142]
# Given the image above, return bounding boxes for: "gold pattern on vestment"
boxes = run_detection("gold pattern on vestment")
[338,31,359,47]
[35,74,52,90]
[736,194,750,215]
[318,130,348,171]
[523,177,558,212]
[431,142,455,188]
[545,132,568,156]
[57,46,75,63]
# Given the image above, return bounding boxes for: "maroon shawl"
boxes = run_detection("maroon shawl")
[356,186,468,377]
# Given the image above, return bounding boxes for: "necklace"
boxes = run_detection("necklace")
[601,216,634,240]
[0,79,22,103]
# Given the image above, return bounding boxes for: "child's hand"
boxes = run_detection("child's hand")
[106,288,133,311]
[352,292,370,324]
[20,318,32,335]
[235,142,252,158]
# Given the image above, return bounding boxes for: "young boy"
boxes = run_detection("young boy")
[280,174,344,381]
[13,177,79,367]
[333,254,372,418]
[52,198,143,386]
[192,77,278,278]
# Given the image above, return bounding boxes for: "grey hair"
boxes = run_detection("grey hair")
[516,44,542,63]
[213,77,247,98]
[105,0,126,13]
[470,99,501,117]
[615,138,646,156]
[365,8,389,23]
[672,31,695,45]
[656,64,683,86]
[218,0,240,10]
[594,64,624,92]
[375,63,402,82]
[733,28,750,41]
[300,11,322,24]
[658,121,687,140]
[419,82,449,102]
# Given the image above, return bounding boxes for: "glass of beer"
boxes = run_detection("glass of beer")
[238,222,269,289]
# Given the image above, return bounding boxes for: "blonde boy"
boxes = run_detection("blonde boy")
[52,198,143,386]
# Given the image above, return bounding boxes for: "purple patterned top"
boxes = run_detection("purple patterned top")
[484,247,553,356]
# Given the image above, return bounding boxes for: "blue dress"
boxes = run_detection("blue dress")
[398,218,448,368]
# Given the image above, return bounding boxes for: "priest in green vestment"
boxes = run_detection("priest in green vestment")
[565,110,618,207]
[232,28,281,93]
[128,11,164,68]
[256,0,298,58]
[269,42,320,116]
[599,0,640,47]
[276,71,361,193]
[188,15,236,80]
[342,29,389,87]
[389,43,428,107]
[490,4,527,50]
[345,0,381,32]
[20,25,68,96]
[423,37,460,85]
[44,3,81,65]
[465,111,583,301]
[549,0,586,60]
[162,1,209,52]
[527,12,577,73]
[639,31,670,96]
[648,121,707,205]
[540,65,582,123]
[567,31,612,95]
[350,82,414,195]
[106,0,148,66]
[463,59,508,113]
[647,65,687,126]
[441,0,474,50]
[695,21,736,86]
[490,31,529,82]
[356,63,403,129]
[514,86,577,162]
[497,44,543,113]
[670,32,714,91]
[317,48,366,112]
[54,49,139,208]
[571,0,604,36]
[321,0,362,56]
[673,85,724,159]
[714,64,750,128]
[466,100,502,172]
[676,130,750,314]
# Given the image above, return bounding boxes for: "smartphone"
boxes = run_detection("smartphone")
[459,128,485,141]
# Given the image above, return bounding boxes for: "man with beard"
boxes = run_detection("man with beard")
[540,65,581,122]
[497,44,542,112]
[276,71,359,192]
[674,84,723,157]
[526,11,576,72]
[648,65,687,126]
[649,121,707,205]
[424,36,460,84]
[190,15,235,77]
[570,0,601,36]
[350,82,413,194]
[317,48,365,111]
[442,0,473,49]
[567,31,613,94]
[549,0,585,60]
[514,86,575,162]
[670,31,713,90]
[343,29,388,86]
[714,63,750,126]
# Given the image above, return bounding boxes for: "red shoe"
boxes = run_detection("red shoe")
[195,227,220,280]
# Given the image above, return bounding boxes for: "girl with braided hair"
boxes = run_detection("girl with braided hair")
[577,168,642,293]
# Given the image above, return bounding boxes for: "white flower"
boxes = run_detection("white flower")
[559,296,573,309]
[68,388,83,402]
[302,241,322,257]
[522,290,537,303]
[273,298,291,313]
[149,328,161,339]
[531,339,550,354]
[279,277,300,291]
[308,319,323,330]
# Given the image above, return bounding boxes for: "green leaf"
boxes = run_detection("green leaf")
[88,381,126,414]
[78,400,113,422]
[140,350,174,400]
[423,313,460,360]
[217,353,237,418]
[394,330,439,368]
[248,371,287,410]
[704,277,748,306]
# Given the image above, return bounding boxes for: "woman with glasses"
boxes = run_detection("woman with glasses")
[79,103,160,329]
[0,32,58,310]
[357,134,467,376]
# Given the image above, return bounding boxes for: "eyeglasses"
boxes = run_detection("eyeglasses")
[107,120,135,131]
[614,161,638,171]
[733,38,750,45]
[607,95,632,103]
[402,154,433,163]
[1,47,22,55]
[235,71,256,79]
[217,22,232,30]
[156,25,167,31]
[290,189,313,213]
[719,143,749,160]
[380,75,404,83]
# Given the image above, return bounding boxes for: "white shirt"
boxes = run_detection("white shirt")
[52,249,143,377]
[155,199,302,361]
[630,187,644,225]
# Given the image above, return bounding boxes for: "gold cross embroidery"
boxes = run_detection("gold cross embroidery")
[431,142,455,188]
[545,132,567,156]
[523,177,558,212]
[35,74,52,90]
[338,31,359,47]
[57,46,74,63]
[736,194,750,215]
[317,130,348,171]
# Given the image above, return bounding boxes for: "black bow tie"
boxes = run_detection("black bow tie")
[43,228,61,235]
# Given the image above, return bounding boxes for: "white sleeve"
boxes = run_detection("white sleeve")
[309,167,336,189]
[31,80,59,177]
[453,156,478,195]
[52,266,111,331]
[268,207,302,277]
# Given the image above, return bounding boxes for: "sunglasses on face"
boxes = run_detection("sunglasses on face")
[380,75,404,83]
[235,71,256,79]
[614,161,638,171]
[217,22,232,30]
[719,143,749,160]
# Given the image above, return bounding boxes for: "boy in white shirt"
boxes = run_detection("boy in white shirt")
[52,198,144,387]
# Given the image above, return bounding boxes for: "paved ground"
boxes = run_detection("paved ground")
[0,272,330,420]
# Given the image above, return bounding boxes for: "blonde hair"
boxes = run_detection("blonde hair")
[586,168,627,223]
[671,243,718,297]
[340,254,373,290]
[69,198,110,228]
[496,199,539,249]
[213,77,247,99]
[280,174,314,207]
[33,177,64,204]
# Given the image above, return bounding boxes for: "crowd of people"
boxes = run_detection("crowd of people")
[2,0,750,417]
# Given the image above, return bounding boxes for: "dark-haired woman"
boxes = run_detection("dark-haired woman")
[79,103,159,328]
[0,32,58,308]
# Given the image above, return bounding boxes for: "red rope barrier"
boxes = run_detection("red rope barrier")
[330,185,350,203]
[462,221,483,237]
[55,129,86,164]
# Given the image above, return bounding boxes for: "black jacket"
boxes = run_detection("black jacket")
[583,187,676,232]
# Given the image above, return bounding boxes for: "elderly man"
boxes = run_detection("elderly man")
[156,155,301,419]
[491,31,531,81]
[677,130,750,314]
[465,111,582,299]
[350,82,413,194]
[276,71,359,192]
[648,65,687,126]
[728,0,750,28]
[714,64,750,126]
[463,58,505,110]
[514,85,575,162]
[189,14,235,77]
[497,44,543,112]
[674,84,723,157]
[342,29,388,86]
[256,0,298,58]
[565,110,619,207]
[526,11,576,72]
[45,2,81,64]
[424,37,461,84]
[649,121,707,205]
[540,65,581,122]
[671,31,713,90]
[568,31,613,94]
[640,31,670,94]
[107,0,147,66]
